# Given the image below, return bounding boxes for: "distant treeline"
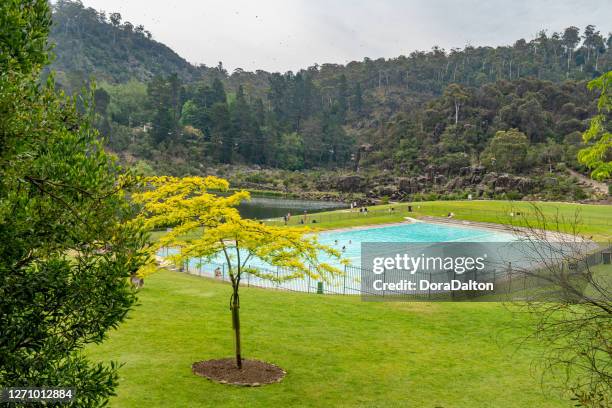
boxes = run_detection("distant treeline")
[50,1,611,177]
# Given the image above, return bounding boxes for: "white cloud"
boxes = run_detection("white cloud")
[79,0,612,72]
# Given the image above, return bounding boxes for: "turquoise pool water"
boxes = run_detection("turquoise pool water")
[316,222,515,267]
[169,222,517,293]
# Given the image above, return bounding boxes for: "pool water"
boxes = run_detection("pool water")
[169,221,518,294]
[316,222,515,267]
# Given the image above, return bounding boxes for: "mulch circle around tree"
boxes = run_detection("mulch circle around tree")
[192,358,286,386]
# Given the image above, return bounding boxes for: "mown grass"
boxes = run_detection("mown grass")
[108,199,610,407]
[409,200,611,240]
[267,200,612,240]
[149,200,612,242]
[87,270,574,408]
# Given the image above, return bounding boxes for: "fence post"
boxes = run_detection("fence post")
[492,269,496,293]
[507,262,512,291]
[382,269,385,297]
[222,264,225,281]
[343,265,347,295]
[308,267,311,293]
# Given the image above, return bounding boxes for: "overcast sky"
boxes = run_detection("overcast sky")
[80,0,611,73]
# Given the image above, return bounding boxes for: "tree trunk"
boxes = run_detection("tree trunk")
[454,102,459,125]
[231,285,242,369]
[586,46,590,62]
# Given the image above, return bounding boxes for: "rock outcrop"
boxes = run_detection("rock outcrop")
[335,175,366,193]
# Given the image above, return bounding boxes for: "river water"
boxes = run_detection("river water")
[236,196,347,219]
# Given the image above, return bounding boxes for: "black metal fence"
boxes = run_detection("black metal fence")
[161,244,612,300]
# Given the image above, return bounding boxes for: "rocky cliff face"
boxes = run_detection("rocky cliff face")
[325,166,581,201]
[224,164,593,203]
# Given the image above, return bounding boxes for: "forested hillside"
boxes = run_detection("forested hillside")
[49,0,200,85]
[49,1,612,200]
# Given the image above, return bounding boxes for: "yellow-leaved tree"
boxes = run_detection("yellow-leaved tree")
[133,176,344,369]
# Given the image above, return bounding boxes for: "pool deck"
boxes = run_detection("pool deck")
[418,216,516,233]
[418,216,590,242]
[315,219,417,234]
[322,215,586,242]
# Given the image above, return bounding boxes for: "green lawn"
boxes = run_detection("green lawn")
[88,270,572,407]
[409,200,612,240]
[265,200,612,240]
[149,200,612,242]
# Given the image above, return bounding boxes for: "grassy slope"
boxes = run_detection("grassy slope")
[266,200,612,240]
[88,270,571,408]
[149,200,612,242]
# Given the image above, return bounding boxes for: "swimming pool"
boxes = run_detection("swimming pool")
[171,221,518,294]
[316,222,515,267]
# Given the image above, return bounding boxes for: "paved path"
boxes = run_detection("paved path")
[567,169,609,195]
[418,216,587,242]
[155,255,179,271]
